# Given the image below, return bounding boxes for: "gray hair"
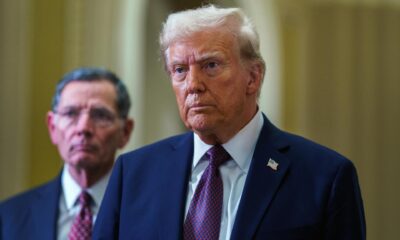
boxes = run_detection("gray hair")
[159,4,265,78]
[51,67,131,118]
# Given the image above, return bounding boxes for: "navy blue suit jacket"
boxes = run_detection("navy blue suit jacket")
[0,176,61,240]
[94,116,365,239]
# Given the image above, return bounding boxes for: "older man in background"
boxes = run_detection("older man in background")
[0,67,133,240]
[94,5,365,240]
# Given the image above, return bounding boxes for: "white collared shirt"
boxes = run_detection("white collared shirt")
[57,165,111,240]
[185,110,264,240]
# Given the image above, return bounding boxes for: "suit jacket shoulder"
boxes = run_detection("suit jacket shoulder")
[0,176,61,240]
[122,132,193,159]
[231,115,365,240]
[116,132,194,182]
[94,132,194,240]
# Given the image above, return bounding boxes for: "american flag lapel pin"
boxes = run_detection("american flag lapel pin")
[267,158,278,171]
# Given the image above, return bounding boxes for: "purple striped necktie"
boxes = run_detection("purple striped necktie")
[184,145,231,240]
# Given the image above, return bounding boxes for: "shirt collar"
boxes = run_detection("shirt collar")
[193,109,264,172]
[61,165,111,210]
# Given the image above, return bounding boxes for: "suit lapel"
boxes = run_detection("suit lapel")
[31,175,61,240]
[231,117,291,240]
[158,133,194,240]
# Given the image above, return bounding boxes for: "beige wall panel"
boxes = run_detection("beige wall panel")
[28,0,66,187]
[0,0,31,200]
[279,1,400,239]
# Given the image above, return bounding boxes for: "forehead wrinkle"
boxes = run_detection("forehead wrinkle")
[196,51,224,62]
[58,81,118,109]
[170,51,225,66]
[58,103,111,109]
[57,97,116,112]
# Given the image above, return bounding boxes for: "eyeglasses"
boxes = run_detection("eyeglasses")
[54,106,120,128]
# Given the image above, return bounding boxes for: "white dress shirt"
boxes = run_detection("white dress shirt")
[57,165,111,240]
[185,110,264,240]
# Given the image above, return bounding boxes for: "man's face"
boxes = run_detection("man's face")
[47,80,132,173]
[166,30,261,143]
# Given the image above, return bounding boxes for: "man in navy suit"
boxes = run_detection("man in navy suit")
[94,5,365,240]
[0,67,134,240]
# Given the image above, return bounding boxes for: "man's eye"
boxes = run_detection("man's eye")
[203,61,222,76]
[62,110,79,118]
[91,109,113,121]
[174,66,186,74]
[205,61,218,69]
[170,65,188,81]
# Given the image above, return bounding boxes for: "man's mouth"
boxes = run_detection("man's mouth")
[71,144,96,152]
[189,102,214,109]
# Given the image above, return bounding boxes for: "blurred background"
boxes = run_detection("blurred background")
[0,0,399,239]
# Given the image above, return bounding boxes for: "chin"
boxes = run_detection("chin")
[188,114,213,127]
[190,123,215,136]
[70,156,96,166]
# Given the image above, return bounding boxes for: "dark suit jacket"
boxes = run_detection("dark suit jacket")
[0,176,61,240]
[93,116,365,240]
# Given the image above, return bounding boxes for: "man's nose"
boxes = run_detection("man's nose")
[75,112,94,136]
[186,66,206,93]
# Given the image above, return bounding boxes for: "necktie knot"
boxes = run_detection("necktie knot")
[79,191,91,207]
[206,145,231,168]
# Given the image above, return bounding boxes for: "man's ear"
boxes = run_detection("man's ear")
[118,118,134,148]
[246,62,263,95]
[46,111,58,145]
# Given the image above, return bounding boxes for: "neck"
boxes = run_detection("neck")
[68,163,111,188]
[197,106,258,145]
